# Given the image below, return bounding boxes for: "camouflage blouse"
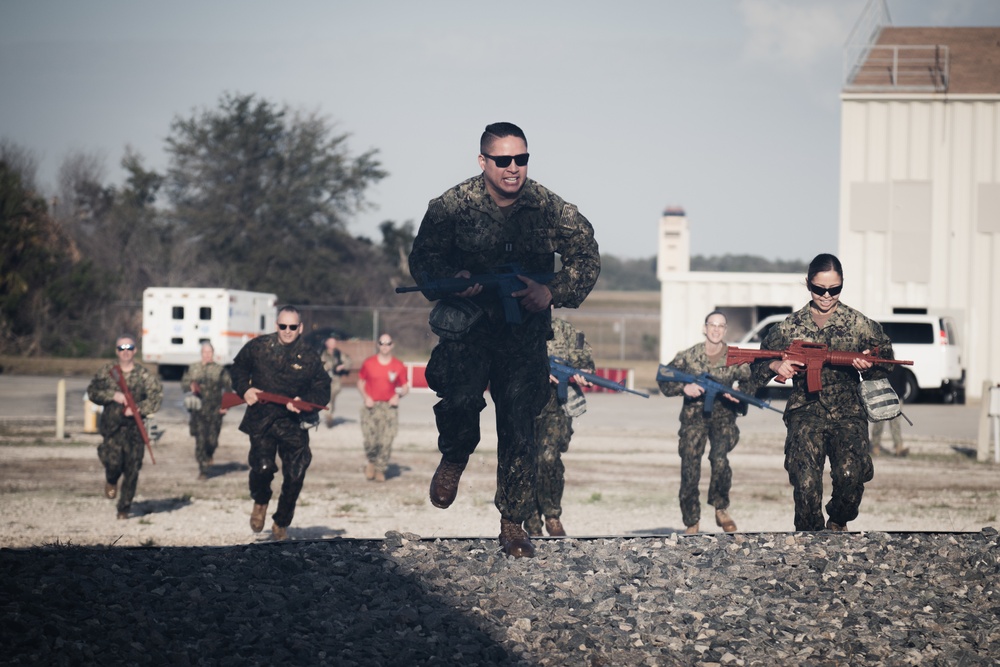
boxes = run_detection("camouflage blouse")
[87,362,163,434]
[548,318,594,371]
[748,302,894,419]
[409,174,601,315]
[657,342,750,411]
[181,362,233,414]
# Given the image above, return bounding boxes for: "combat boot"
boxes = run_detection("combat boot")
[429,458,466,509]
[715,508,737,533]
[499,518,534,558]
[524,516,544,537]
[545,516,566,537]
[364,462,376,481]
[271,523,288,541]
[684,522,700,535]
[250,502,268,533]
[104,482,117,499]
[826,518,848,532]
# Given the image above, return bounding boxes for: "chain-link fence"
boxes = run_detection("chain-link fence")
[297,305,661,363]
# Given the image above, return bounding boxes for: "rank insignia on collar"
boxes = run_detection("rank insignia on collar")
[292,364,302,370]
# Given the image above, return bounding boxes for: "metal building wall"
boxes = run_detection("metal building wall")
[838,94,1000,399]
[658,273,804,361]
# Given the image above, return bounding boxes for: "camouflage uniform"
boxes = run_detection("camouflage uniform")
[360,402,398,471]
[746,302,893,531]
[526,318,594,534]
[320,348,352,423]
[410,174,600,524]
[87,362,163,514]
[657,343,750,529]
[230,333,331,530]
[181,361,232,473]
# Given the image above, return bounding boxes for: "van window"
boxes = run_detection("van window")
[199,306,212,320]
[172,306,184,320]
[941,319,957,344]
[748,322,778,344]
[880,322,933,345]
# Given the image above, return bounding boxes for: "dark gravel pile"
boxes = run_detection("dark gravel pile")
[2,529,998,666]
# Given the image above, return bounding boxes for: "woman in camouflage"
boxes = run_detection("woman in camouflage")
[747,254,894,532]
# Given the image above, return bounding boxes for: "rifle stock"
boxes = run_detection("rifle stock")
[726,340,914,393]
[109,366,155,464]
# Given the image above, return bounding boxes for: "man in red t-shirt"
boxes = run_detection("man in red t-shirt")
[357,333,410,482]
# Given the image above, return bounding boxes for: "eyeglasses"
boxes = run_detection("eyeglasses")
[482,153,529,168]
[116,343,136,351]
[277,323,300,331]
[807,282,843,297]
[378,340,393,346]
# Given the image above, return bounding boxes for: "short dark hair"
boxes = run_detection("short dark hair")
[480,122,527,154]
[807,253,843,283]
[277,305,300,318]
[704,310,727,324]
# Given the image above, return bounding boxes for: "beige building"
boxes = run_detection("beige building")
[840,12,1000,400]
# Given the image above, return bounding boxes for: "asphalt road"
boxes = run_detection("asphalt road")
[0,373,984,445]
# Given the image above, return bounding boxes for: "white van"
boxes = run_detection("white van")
[142,287,278,379]
[735,313,965,404]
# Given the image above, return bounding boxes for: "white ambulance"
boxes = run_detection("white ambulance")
[141,288,278,379]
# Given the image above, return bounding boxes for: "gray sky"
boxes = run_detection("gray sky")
[2,0,998,261]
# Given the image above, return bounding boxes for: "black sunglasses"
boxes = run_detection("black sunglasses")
[808,282,843,297]
[277,323,300,331]
[482,153,529,168]
[116,343,136,351]
[378,340,393,346]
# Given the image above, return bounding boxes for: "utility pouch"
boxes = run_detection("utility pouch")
[428,298,483,340]
[858,377,902,422]
[562,384,588,418]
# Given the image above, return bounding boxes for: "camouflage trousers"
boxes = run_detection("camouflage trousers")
[525,391,573,534]
[677,405,739,528]
[190,412,223,472]
[871,417,903,452]
[247,419,312,529]
[97,423,145,513]
[360,402,399,472]
[785,406,874,531]
[327,375,343,423]
[425,332,549,523]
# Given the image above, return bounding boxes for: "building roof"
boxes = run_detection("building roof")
[845,27,1000,94]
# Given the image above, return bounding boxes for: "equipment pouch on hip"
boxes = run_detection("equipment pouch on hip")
[428,297,483,340]
[561,384,588,418]
[858,377,902,422]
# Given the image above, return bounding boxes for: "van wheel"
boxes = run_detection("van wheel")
[898,369,919,404]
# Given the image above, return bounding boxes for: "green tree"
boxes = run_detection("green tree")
[0,156,106,355]
[164,93,389,302]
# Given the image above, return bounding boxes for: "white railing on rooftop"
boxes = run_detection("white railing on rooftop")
[844,44,949,92]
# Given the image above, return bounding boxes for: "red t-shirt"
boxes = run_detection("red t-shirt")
[358,356,408,402]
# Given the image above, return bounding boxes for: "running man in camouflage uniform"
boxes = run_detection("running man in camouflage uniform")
[87,334,163,520]
[657,311,749,535]
[321,334,351,428]
[229,306,330,541]
[743,254,894,532]
[526,317,594,537]
[409,122,601,558]
[181,341,232,479]
[357,333,409,482]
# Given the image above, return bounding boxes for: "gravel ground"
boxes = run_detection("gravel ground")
[2,378,999,665]
[2,530,998,666]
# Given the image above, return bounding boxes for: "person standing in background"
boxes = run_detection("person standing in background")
[357,333,409,482]
[181,341,232,479]
[321,334,352,428]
